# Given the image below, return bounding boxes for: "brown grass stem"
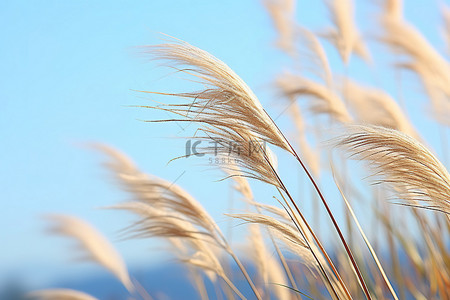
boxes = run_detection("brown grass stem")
[266,110,372,299]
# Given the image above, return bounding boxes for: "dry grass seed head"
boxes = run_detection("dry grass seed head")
[228,213,316,266]
[343,79,419,139]
[27,289,98,300]
[140,41,290,187]
[325,0,371,63]
[95,144,219,234]
[399,62,450,126]
[95,145,227,282]
[277,73,352,123]
[111,201,225,283]
[326,0,356,63]
[180,251,226,282]
[263,0,297,54]
[45,215,134,292]
[200,128,282,187]
[143,41,290,151]
[337,125,450,215]
[380,13,450,111]
[295,27,333,87]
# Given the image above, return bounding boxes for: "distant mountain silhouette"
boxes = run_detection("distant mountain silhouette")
[1,252,425,299]
[11,262,253,300]
[52,263,208,299]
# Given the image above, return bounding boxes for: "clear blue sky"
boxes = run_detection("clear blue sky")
[1,0,447,291]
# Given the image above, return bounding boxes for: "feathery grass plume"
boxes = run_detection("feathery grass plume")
[110,194,245,298]
[95,145,225,271]
[244,201,324,270]
[263,0,297,54]
[400,62,450,126]
[180,251,225,280]
[96,144,261,299]
[295,27,333,87]
[325,0,355,63]
[142,38,365,299]
[95,144,218,233]
[112,201,225,299]
[277,73,352,123]
[229,211,349,299]
[45,215,134,293]
[112,202,221,252]
[380,19,450,82]
[245,200,315,251]
[228,213,312,262]
[323,0,370,63]
[342,79,419,139]
[336,125,450,215]
[380,5,450,123]
[199,131,282,187]
[138,40,292,188]
[27,289,98,300]
[142,40,291,152]
[230,210,329,271]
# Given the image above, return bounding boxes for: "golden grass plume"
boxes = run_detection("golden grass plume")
[27,289,98,300]
[45,214,134,293]
[337,125,450,215]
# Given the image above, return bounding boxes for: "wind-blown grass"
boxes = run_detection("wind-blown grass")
[337,125,450,215]
[30,1,450,299]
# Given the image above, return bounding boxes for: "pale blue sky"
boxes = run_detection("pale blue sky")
[1,0,447,290]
